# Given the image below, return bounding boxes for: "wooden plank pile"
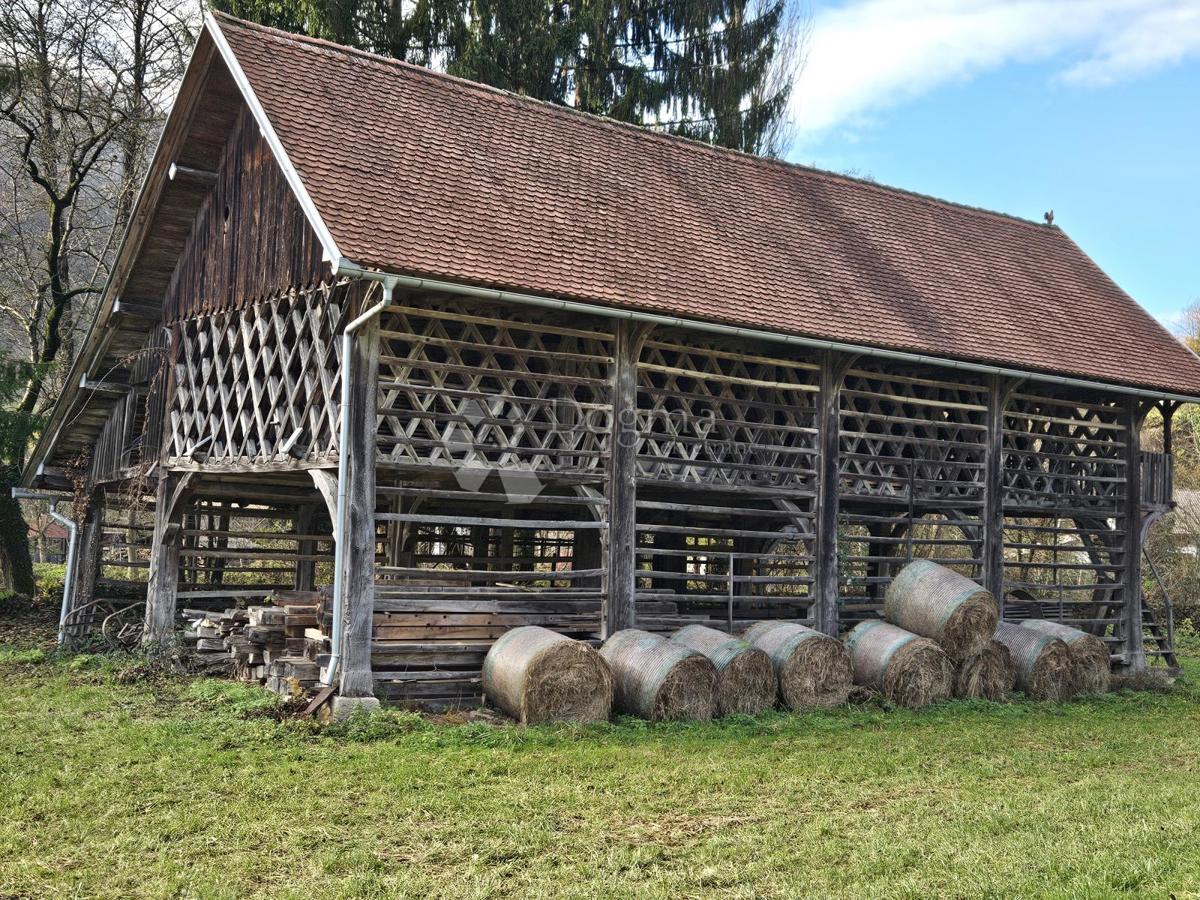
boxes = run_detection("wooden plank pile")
[179,590,329,697]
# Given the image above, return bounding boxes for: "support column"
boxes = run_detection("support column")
[983,374,1012,605]
[338,312,380,699]
[66,495,104,641]
[294,503,318,593]
[143,472,189,651]
[1120,396,1147,672]
[604,321,650,637]
[813,351,850,636]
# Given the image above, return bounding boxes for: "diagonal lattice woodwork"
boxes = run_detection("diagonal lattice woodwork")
[375,297,614,480]
[168,281,347,466]
[1002,389,1128,514]
[636,336,820,489]
[838,363,990,504]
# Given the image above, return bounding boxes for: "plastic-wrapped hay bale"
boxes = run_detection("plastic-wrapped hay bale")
[741,621,852,710]
[1019,619,1111,694]
[954,640,1016,701]
[993,622,1075,701]
[599,629,717,721]
[482,626,612,725]
[883,559,999,661]
[844,620,953,709]
[670,624,776,716]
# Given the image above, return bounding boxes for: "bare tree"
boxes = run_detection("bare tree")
[1176,297,1200,355]
[0,0,194,593]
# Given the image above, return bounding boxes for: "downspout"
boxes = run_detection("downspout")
[323,276,396,688]
[12,489,78,645]
[47,503,78,646]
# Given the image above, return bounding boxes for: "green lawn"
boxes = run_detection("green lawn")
[2,647,1199,899]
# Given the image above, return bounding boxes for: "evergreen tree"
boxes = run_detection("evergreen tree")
[210,0,806,156]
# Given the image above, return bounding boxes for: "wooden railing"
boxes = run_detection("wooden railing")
[1141,452,1174,509]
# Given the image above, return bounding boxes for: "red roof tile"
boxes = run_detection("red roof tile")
[216,13,1200,395]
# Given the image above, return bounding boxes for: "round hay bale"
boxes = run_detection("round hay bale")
[482,626,613,725]
[670,624,776,716]
[883,559,999,661]
[993,622,1075,701]
[741,620,852,710]
[1019,619,1111,694]
[954,640,1016,701]
[844,620,953,709]
[599,629,717,722]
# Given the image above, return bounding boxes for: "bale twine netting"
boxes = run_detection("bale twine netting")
[844,620,954,709]
[482,626,613,725]
[993,622,1075,701]
[670,624,777,716]
[883,559,999,662]
[741,621,852,710]
[599,629,717,722]
[953,640,1017,701]
[1020,619,1111,694]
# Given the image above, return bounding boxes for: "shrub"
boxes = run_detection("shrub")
[33,562,66,599]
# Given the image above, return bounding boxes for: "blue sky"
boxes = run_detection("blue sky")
[786,0,1200,328]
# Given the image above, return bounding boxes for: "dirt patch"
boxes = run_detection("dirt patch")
[0,593,58,649]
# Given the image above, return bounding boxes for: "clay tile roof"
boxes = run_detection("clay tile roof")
[215,13,1200,396]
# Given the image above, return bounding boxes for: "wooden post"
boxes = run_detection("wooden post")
[143,472,189,650]
[813,352,849,636]
[294,503,318,592]
[1120,397,1147,672]
[66,496,105,640]
[983,374,1011,605]
[651,531,686,593]
[573,528,603,588]
[337,312,380,698]
[605,321,650,637]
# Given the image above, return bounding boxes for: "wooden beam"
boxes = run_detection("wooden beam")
[604,320,651,637]
[168,161,219,183]
[813,351,853,636]
[309,468,338,522]
[142,471,191,650]
[79,377,128,397]
[294,503,319,593]
[338,311,380,698]
[983,375,1021,605]
[111,297,162,321]
[1119,395,1147,672]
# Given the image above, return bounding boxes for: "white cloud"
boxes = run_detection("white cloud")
[1061,3,1200,85]
[793,0,1200,134]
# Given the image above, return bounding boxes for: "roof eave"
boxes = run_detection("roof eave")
[23,13,345,490]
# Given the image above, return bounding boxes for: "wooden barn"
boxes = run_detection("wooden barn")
[22,12,1200,709]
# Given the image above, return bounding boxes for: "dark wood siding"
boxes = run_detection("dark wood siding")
[162,105,327,322]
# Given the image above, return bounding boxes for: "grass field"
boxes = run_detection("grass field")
[2,634,1200,898]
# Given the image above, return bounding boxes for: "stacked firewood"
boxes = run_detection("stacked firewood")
[179,590,330,697]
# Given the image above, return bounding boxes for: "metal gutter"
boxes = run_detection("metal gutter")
[333,260,1200,406]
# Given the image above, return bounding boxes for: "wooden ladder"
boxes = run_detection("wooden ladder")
[1142,551,1180,672]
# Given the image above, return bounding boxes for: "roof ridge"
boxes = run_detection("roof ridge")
[210,11,1055,235]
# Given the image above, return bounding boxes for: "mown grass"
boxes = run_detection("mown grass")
[1,647,1199,899]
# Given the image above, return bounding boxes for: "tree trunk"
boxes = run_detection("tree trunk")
[0,467,37,596]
